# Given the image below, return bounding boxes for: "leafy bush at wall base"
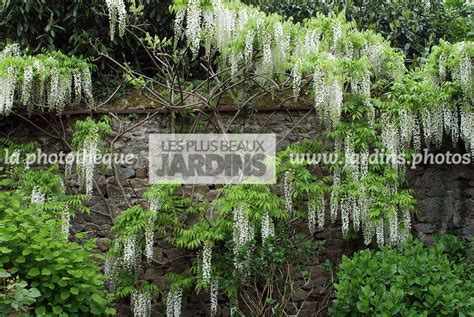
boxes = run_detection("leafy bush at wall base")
[0,189,114,316]
[331,236,474,316]
[0,269,41,315]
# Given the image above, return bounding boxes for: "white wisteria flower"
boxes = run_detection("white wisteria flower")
[131,290,151,317]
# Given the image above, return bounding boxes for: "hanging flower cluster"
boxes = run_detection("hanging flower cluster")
[283,170,293,214]
[166,289,183,317]
[131,289,152,317]
[260,212,275,241]
[308,194,324,235]
[328,174,410,247]
[414,40,474,154]
[144,226,154,262]
[210,277,219,317]
[174,0,404,128]
[105,0,127,40]
[122,234,140,271]
[202,244,212,282]
[0,45,94,115]
[30,186,45,205]
[77,127,99,196]
[232,204,254,271]
[104,252,120,291]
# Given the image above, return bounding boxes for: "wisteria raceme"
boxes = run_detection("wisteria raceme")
[78,130,99,196]
[149,196,161,221]
[399,208,412,243]
[229,53,242,79]
[210,278,219,317]
[166,291,174,317]
[344,134,357,179]
[431,107,444,148]
[81,68,94,106]
[144,226,154,262]
[330,168,341,223]
[411,117,422,152]
[73,71,82,105]
[332,20,341,52]
[308,199,317,235]
[351,197,361,232]
[274,22,290,64]
[166,289,183,317]
[362,214,375,245]
[123,234,140,271]
[185,0,202,56]
[381,117,400,170]
[261,212,275,241]
[105,0,127,39]
[364,43,383,76]
[104,251,120,291]
[174,9,186,49]
[131,290,151,317]
[0,43,20,59]
[388,213,399,246]
[399,109,415,150]
[202,245,212,282]
[283,170,294,213]
[21,66,33,107]
[460,108,473,155]
[244,30,255,63]
[452,44,473,102]
[421,109,433,147]
[376,218,384,246]
[232,204,254,271]
[0,66,17,115]
[31,186,45,205]
[61,211,71,237]
[313,67,326,114]
[340,195,351,236]
[262,33,273,77]
[202,10,215,55]
[316,195,325,230]
[292,61,303,99]
[329,79,343,128]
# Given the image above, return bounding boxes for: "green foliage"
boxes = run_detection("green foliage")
[253,0,472,64]
[0,269,41,315]
[0,0,174,89]
[0,169,114,316]
[331,237,474,316]
[72,115,112,150]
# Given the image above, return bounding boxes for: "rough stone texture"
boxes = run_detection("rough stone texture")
[4,111,473,316]
[407,164,474,243]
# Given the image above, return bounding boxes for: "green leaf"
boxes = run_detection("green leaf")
[0,246,12,253]
[60,290,70,300]
[52,306,62,314]
[29,288,41,298]
[35,306,46,315]
[28,267,40,277]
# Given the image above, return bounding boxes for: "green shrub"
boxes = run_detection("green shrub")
[0,189,114,316]
[331,237,474,316]
[0,269,41,315]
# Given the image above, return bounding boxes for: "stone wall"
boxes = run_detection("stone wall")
[4,110,473,316]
